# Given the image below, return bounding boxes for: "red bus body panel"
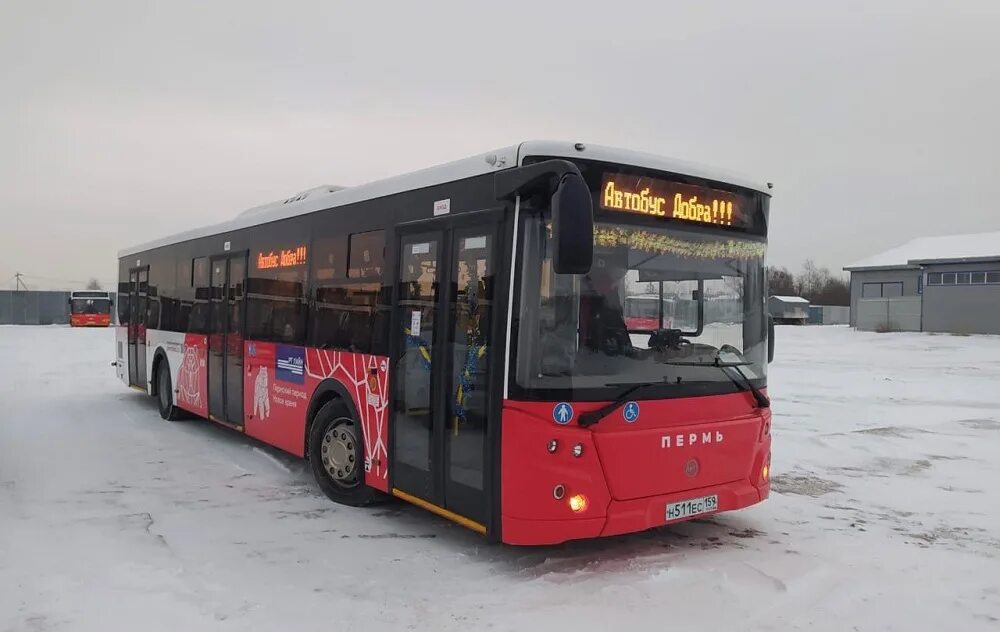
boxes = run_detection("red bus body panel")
[70,313,111,327]
[501,393,771,545]
[162,334,769,543]
[169,338,391,493]
[240,341,390,492]
[175,334,209,418]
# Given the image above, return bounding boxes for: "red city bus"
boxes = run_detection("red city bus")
[70,290,113,327]
[116,141,774,544]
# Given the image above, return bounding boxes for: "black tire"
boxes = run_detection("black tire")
[309,399,378,507]
[156,360,185,421]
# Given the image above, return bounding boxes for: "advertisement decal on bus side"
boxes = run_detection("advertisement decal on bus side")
[243,342,390,492]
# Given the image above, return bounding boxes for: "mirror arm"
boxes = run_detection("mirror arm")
[494,159,584,201]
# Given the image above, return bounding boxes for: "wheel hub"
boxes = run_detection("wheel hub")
[321,421,358,485]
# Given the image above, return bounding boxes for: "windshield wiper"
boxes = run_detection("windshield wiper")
[654,357,770,409]
[577,380,665,428]
[713,347,769,409]
[717,359,769,409]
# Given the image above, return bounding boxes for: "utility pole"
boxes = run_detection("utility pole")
[14,272,29,291]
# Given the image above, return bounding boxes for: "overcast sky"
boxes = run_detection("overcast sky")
[2,0,998,290]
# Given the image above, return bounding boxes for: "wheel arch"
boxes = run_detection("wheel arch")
[304,378,360,457]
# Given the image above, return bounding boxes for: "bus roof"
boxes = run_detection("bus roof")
[119,141,772,258]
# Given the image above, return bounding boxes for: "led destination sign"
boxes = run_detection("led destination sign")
[257,246,307,270]
[601,173,752,229]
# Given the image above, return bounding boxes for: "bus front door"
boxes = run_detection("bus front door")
[207,254,247,427]
[390,219,499,531]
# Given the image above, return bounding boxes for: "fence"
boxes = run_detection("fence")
[808,305,850,325]
[0,291,72,325]
[855,297,921,332]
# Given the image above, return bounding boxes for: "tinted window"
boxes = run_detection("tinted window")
[348,231,384,279]
[247,238,308,344]
[189,256,211,334]
[942,273,957,285]
[117,281,130,324]
[987,272,1000,283]
[313,234,346,282]
[311,282,382,352]
[926,273,942,285]
[956,272,971,285]
[149,252,179,331]
[178,258,192,288]
[971,272,986,284]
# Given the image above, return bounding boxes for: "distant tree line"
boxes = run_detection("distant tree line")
[768,260,850,306]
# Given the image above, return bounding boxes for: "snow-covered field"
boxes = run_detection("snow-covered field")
[1,325,999,631]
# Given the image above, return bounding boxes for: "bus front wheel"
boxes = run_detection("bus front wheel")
[309,400,378,507]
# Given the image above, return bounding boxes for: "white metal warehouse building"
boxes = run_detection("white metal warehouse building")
[844,231,1000,334]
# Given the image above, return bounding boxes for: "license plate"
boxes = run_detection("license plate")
[665,494,718,522]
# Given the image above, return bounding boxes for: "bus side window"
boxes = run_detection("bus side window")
[311,282,381,353]
[117,281,130,324]
[247,246,308,345]
[310,231,384,354]
[348,230,384,279]
[189,257,210,334]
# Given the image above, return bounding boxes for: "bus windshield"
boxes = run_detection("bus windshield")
[71,298,111,315]
[514,215,768,398]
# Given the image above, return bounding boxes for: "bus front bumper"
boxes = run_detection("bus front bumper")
[501,478,769,546]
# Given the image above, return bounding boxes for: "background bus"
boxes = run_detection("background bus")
[69,290,113,327]
[116,141,773,545]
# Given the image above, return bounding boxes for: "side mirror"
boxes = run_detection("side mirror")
[494,159,594,274]
[550,173,594,274]
[767,315,775,363]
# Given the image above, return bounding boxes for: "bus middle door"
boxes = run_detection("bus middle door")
[207,254,247,427]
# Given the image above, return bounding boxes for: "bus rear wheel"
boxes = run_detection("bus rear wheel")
[156,361,185,421]
[309,400,377,507]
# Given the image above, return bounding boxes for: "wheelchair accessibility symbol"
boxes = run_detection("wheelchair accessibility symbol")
[622,401,640,423]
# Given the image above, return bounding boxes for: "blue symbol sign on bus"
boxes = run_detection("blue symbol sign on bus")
[553,402,574,425]
[622,401,640,423]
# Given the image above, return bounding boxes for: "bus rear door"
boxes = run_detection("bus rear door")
[389,214,501,532]
[127,267,149,388]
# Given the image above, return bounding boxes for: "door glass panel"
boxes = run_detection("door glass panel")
[226,258,246,423]
[208,260,227,420]
[128,271,139,385]
[447,231,494,499]
[136,269,149,387]
[393,236,440,485]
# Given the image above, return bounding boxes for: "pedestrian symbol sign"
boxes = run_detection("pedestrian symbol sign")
[553,402,574,425]
[623,401,640,423]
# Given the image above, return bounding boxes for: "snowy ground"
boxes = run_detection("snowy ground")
[1,325,999,631]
